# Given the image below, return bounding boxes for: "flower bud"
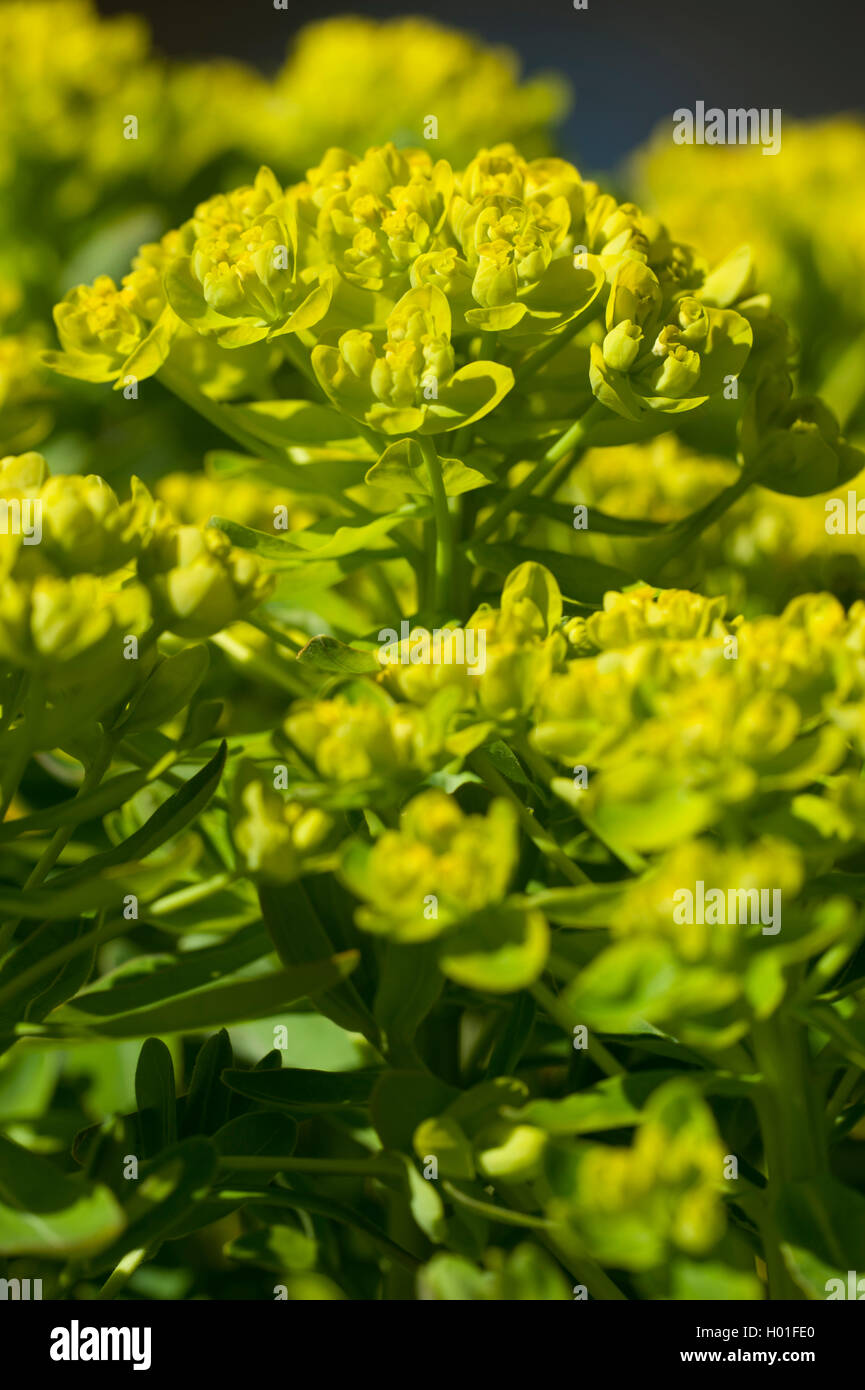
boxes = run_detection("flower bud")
[139,523,274,638]
[602,320,643,371]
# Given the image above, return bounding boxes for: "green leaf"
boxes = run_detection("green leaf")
[209,514,410,566]
[213,1111,298,1176]
[799,1004,865,1070]
[497,1243,572,1299]
[225,399,362,448]
[52,955,359,1038]
[417,1252,494,1299]
[89,1137,217,1271]
[484,993,536,1079]
[668,1259,764,1300]
[259,882,380,1046]
[135,1038,177,1158]
[373,941,443,1055]
[371,1072,460,1152]
[211,519,397,593]
[507,1071,680,1134]
[523,883,626,926]
[413,1115,475,1179]
[60,925,271,1021]
[365,438,495,497]
[224,1223,316,1274]
[205,447,370,494]
[51,961,361,1039]
[166,1112,300,1239]
[508,495,667,537]
[50,742,228,890]
[438,906,549,993]
[564,940,691,1033]
[284,512,414,560]
[777,1177,865,1298]
[182,1029,233,1138]
[428,360,515,433]
[220,1066,380,1114]
[296,635,380,675]
[0,768,150,845]
[502,560,562,633]
[399,1155,447,1244]
[0,1135,125,1258]
[115,645,210,736]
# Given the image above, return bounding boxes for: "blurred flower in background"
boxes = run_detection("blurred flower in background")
[0,0,571,480]
[271,16,570,168]
[634,118,865,435]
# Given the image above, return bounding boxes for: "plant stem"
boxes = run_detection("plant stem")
[97,1247,147,1300]
[0,730,30,825]
[471,402,605,547]
[751,1011,829,1300]
[0,733,115,958]
[147,872,235,918]
[645,468,757,577]
[819,332,865,429]
[418,435,454,615]
[752,1012,827,1181]
[514,318,585,386]
[0,670,28,736]
[470,750,590,886]
[210,630,313,697]
[0,914,127,1009]
[24,738,114,894]
[826,1063,862,1124]
[530,980,625,1076]
[159,365,286,462]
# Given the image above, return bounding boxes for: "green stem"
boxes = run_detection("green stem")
[210,630,314,697]
[97,1247,147,1300]
[751,1011,829,1299]
[471,402,605,547]
[0,730,30,825]
[0,733,114,958]
[645,468,757,578]
[159,365,288,463]
[753,1012,827,1181]
[23,738,114,893]
[148,872,235,918]
[819,332,865,430]
[418,435,454,615]
[0,669,28,736]
[0,914,128,1009]
[496,1179,627,1299]
[470,750,590,886]
[514,318,585,388]
[530,980,625,1077]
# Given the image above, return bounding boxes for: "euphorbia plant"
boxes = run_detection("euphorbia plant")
[0,140,864,1301]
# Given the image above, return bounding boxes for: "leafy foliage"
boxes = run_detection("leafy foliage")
[1,1,865,1304]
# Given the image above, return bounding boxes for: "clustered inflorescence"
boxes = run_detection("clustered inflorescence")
[2,3,865,1306]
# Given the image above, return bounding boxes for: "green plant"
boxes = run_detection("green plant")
[1,135,865,1303]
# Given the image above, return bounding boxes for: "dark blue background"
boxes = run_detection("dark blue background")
[97,0,865,172]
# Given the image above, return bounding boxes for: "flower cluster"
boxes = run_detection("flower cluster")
[7,62,865,1305]
[636,115,865,443]
[0,450,272,753]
